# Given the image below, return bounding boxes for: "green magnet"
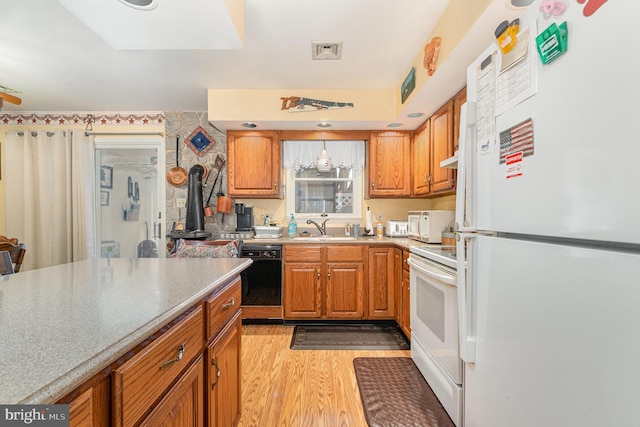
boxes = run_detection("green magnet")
[536,21,568,65]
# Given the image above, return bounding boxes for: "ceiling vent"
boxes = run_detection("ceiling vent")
[311,42,343,60]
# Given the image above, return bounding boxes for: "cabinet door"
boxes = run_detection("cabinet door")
[430,101,455,194]
[368,131,411,197]
[284,263,322,318]
[411,120,431,196]
[453,86,467,153]
[139,356,204,427]
[68,380,110,427]
[227,131,280,198]
[325,263,364,319]
[393,249,403,327]
[402,268,411,338]
[208,312,241,427]
[367,248,395,319]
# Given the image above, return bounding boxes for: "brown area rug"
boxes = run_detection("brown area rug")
[290,324,409,350]
[353,357,455,427]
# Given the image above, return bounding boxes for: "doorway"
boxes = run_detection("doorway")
[94,138,166,258]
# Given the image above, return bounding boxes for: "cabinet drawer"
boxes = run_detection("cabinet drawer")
[113,306,204,427]
[206,276,241,340]
[326,245,363,263]
[284,245,322,262]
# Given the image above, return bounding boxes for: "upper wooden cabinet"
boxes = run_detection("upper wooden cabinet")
[430,100,455,194]
[453,86,467,153]
[227,130,281,198]
[411,120,431,197]
[411,99,456,197]
[368,131,411,197]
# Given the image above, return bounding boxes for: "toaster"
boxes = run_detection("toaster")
[385,220,409,237]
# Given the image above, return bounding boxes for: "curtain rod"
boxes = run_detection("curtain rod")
[84,131,165,137]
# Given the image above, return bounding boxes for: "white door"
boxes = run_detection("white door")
[463,234,640,427]
[95,138,166,258]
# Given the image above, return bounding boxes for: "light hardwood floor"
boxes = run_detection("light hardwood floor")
[237,323,411,427]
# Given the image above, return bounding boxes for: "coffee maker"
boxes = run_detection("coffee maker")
[235,203,254,231]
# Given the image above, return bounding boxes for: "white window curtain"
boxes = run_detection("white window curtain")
[4,130,95,270]
[282,140,365,171]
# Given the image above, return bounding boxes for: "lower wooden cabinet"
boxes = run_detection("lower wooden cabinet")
[62,275,243,427]
[207,311,242,427]
[68,380,110,427]
[112,307,204,427]
[284,245,364,319]
[367,247,395,319]
[139,356,204,427]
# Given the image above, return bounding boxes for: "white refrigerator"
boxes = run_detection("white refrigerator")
[455,1,640,426]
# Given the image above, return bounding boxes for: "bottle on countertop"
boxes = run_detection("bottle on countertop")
[376,222,383,238]
[288,213,297,238]
[345,223,351,237]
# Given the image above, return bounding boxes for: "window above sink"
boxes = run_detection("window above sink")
[283,140,364,221]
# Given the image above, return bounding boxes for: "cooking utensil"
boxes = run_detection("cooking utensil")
[216,173,233,222]
[167,136,188,187]
[137,221,158,258]
[204,159,225,217]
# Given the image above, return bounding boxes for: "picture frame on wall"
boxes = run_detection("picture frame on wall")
[100,166,113,189]
[100,190,110,206]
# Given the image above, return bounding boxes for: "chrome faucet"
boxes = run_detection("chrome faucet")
[307,218,330,236]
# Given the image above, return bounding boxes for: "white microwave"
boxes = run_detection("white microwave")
[407,210,454,243]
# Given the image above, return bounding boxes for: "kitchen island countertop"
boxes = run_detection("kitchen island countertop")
[0,257,252,404]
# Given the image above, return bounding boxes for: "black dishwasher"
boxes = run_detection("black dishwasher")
[239,244,282,307]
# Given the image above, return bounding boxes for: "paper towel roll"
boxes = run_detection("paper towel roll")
[365,209,374,236]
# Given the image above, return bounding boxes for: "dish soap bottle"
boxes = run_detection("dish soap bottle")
[288,213,297,239]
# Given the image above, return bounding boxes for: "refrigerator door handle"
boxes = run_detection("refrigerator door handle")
[454,101,477,233]
[457,232,477,363]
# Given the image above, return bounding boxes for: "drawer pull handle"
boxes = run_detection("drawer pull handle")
[222,297,235,309]
[211,358,221,389]
[159,343,185,369]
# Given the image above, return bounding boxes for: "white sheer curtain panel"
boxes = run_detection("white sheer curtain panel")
[282,140,365,171]
[4,130,95,270]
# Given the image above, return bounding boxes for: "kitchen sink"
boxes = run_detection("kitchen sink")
[291,236,357,242]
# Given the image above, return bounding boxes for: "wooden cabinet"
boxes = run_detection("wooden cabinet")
[400,250,411,338]
[393,248,411,337]
[140,356,204,427]
[430,100,456,194]
[227,130,281,198]
[412,100,456,196]
[63,275,243,427]
[68,380,110,427]
[411,120,431,196]
[284,245,364,319]
[452,86,467,153]
[207,311,242,427]
[367,247,395,319]
[113,306,204,427]
[368,131,411,197]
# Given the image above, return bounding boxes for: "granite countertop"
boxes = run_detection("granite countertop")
[0,257,252,404]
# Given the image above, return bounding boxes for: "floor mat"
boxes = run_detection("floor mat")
[353,357,455,427]
[290,324,410,350]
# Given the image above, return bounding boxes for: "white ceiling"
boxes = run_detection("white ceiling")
[0,0,521,130]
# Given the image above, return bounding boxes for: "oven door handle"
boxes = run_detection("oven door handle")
[407,258,456,286]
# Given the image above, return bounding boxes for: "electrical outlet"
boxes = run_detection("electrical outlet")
[374,213,383,222]
[176,198,186,208]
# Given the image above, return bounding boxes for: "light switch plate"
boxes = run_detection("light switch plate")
[176,198,186,208]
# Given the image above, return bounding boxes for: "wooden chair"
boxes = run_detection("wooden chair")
[0,240,27,273]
